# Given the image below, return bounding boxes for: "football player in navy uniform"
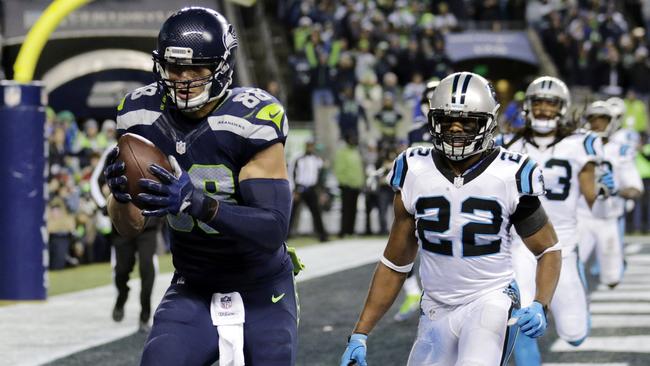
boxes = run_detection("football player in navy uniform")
[103,7,297,366]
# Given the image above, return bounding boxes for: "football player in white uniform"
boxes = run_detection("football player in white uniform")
[578,101,643,288]
[609,96,641,148]
[340,72,561,366]
[502,77,616,366]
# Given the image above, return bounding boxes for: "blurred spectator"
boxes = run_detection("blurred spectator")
[502,90,526,132]
[337,83,368,140]
[289,140,329,242]
[334,134,365,238]
[625,90,649,135]
[434,2,458,32]
[403,73,425,121]
[334,52,357,94]
[294,16,314,51]
[375,92,403,144]
[45,106,56,139]
[633,139,650,233]
[355,71,383,115]
[47,196,77,270]
[102,119,118,146]
[56,110,78,154]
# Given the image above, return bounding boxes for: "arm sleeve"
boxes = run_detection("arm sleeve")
[510,195,549,238]
[205,178,292,252]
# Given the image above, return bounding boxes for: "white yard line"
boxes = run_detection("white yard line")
[590,302,650,314]
[543,364,628,366]
[551,335,650,353]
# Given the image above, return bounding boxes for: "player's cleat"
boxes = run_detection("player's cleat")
[112,305,125,322]
[394,293,421,322]
[138,320,152,334]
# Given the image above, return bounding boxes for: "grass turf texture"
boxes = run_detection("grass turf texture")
[0,235,333,305]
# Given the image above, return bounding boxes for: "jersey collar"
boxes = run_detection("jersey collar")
[431,148,500,187]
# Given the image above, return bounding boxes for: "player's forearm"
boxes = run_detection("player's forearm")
[201,178,291,252]
[107,195,145,238]
[620,187,642,200]
[354,264,407,335]
[534,250,561,307]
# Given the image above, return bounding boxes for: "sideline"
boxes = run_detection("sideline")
[0,238,386,366]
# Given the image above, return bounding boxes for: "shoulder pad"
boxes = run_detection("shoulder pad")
[210,87,288,143]
[387,150,409,191]
[116,83,164,132]
[582,132,599,156]
[515,155,545,196]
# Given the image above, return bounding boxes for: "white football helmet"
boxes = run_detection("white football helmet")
[583,100,615,138]
[606,96,625,132]
[428,72,500,161]
[523,76,571,134]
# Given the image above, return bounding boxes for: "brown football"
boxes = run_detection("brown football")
[117,133,173,210]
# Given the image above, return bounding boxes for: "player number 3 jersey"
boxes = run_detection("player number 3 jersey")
[387,146,545,305]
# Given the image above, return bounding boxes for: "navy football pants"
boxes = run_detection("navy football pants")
[140,271,298,365]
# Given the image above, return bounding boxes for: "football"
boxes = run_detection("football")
[116,133,173,210]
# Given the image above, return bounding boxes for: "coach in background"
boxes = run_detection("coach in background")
[91,145,160,333]
[289,140,329,242]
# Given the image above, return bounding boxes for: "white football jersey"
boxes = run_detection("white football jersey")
[578,140,643,219]
[387,146,545,305]
[506,132,602,250]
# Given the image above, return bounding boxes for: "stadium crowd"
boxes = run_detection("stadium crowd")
[41,0,650,268]
[45,108,118,269]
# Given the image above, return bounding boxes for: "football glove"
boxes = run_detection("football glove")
[511,301,547,338]
[340,333,368,366]
[137,155,207,217]
[103,146,131,203]
[596,169,616,198]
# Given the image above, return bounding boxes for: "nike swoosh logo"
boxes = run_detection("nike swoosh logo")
[269,110,281,119]
[271,293,285,303]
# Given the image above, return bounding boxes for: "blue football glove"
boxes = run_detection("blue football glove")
[596,169,616,198]
[137,156,205,217]
[340,333,368,366]
[103,146,131,203]
[511,301,547,338]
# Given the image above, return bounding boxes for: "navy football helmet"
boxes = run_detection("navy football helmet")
[153,7,238,111]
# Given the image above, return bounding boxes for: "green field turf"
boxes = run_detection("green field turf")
[0,236,325,306]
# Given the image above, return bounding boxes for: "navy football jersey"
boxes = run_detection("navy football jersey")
[116,83,291,290]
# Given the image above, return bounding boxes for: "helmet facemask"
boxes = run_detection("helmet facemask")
[153,46,234,112]
[525,95,566,134]
[428,110,495,161]
[585,114,614,138]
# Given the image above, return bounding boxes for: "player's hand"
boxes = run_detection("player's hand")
[137,155,202,217]
[103,146,131,203]
[511,301,547,338]
[596,170,616,198]
[340,333,368,366]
